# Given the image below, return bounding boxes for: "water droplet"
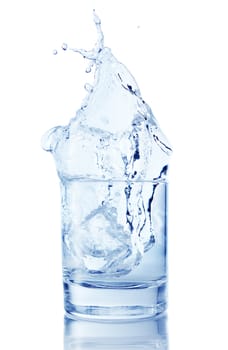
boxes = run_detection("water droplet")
[93,9,101,24]
[53,49,58,55]
[85,61,94,73]
[84,83,93,92]
[86,66,92,73]
[62,43,68,51]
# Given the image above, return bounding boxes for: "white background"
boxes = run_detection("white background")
[0,0,228,349]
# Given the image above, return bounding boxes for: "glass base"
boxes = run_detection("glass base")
[64,279,166,320]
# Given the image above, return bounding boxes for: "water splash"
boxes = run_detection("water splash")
[42,11,172,277]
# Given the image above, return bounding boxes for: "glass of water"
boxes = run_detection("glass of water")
[61,178,168,319]
[42,5,172,320]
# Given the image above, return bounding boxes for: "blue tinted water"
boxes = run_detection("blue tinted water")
[42,11,171,319]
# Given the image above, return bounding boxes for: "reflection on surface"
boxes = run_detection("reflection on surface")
[64,313,168,349]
